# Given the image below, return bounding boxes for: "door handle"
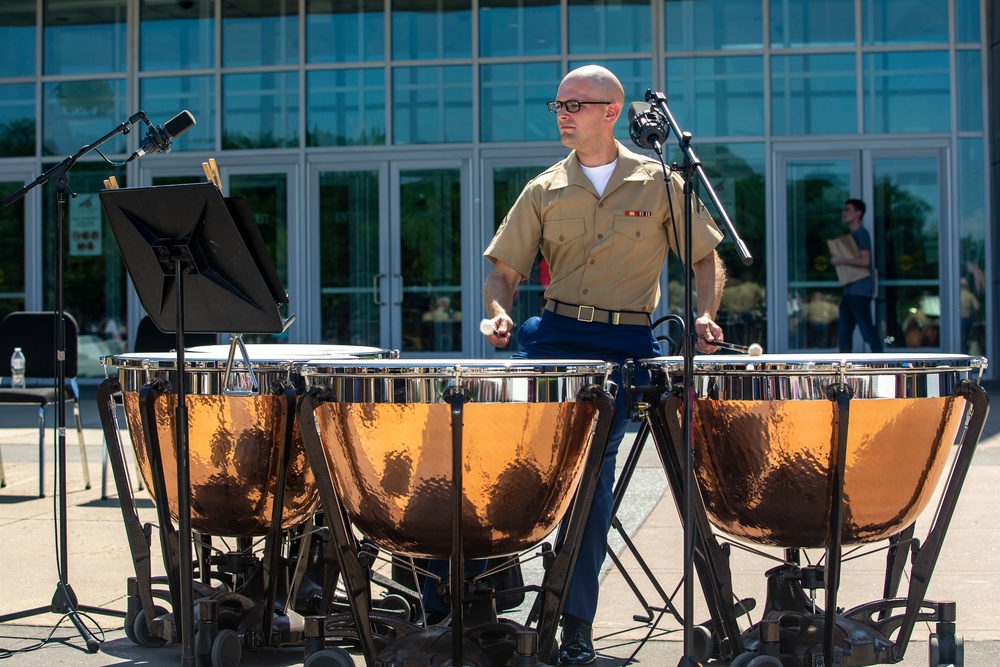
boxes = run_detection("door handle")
[373,273,386,306]
[393,274,403,306]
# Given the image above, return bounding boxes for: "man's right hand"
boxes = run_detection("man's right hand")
[484,313,514,348]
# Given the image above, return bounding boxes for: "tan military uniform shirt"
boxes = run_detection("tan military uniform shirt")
[484,142,724,314]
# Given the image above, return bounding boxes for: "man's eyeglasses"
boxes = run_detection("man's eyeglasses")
[546,100,611,113]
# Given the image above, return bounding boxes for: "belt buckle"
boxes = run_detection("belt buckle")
[577,305,595,323]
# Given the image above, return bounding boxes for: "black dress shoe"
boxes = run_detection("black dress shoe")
[558,615,596,665]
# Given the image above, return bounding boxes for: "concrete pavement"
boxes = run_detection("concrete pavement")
[0,380,998,666]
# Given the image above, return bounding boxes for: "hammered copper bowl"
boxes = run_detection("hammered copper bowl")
[105,344,392,537]
[639,353,985,548]
[301,359,613,559]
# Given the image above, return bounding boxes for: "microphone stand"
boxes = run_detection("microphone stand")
[640,88,751,666]
[0,111,146,649]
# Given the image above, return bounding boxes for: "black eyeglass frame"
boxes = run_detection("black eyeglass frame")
[546,100,612,113]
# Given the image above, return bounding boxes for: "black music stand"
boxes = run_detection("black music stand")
[99,182,289,667]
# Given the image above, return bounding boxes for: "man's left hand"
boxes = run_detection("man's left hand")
[694,315,723,353]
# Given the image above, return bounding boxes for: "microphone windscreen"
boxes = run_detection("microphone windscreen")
[164,110,196,140]
[628,101,652,123]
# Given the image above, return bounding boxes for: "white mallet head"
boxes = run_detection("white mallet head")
[747,343,763,357]
[479,318,495,336]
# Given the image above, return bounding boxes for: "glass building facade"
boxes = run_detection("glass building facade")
[0,0,992,375]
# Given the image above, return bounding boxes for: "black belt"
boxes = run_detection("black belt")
[546,300,650,326]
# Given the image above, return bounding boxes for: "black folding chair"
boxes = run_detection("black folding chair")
[0,311,90,497]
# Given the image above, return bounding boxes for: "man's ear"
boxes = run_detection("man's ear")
[606,103,621,124]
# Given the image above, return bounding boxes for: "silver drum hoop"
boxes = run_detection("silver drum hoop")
[301,358,615,403]
[103,344,396,394]
[636,353,986,400]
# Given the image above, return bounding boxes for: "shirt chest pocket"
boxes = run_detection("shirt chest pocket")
[609,217,661,274]
[542,218,586,245]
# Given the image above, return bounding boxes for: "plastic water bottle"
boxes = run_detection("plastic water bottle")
[10,347,25,389]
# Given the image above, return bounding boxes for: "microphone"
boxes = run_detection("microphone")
[627,101,668,152]
[128,110,196,161]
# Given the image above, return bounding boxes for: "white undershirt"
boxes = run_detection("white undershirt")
[581,159,618,197]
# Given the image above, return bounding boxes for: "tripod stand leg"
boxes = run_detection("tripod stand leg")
[51,582,100,653]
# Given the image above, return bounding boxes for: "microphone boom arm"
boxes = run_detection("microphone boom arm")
[3,111,147,207]
[645,89,752,266]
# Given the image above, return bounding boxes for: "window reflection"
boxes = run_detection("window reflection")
[771,54,856,135]
[44,0,126,75]
[862,0,948,45]
[222,72,300,149]
[955,0,981,43]
[307,69,386,146]
[569,0,650,54]
[392,0,471,60]
[0,2,35,78]
[399,169,462,354]
[319,170,381,346]
[956,50,982,132]
[140,0,213,71]
[43,79,127,156]
[685,144,767,348]
[0,180,27,321]
[480,0,560,57]
[140,76,215,152]
[769,0,853,47]
[665,0,763,52]
[666,56,764,137]
[307,0,385,63]
[958,140,986,356]
[42,162,128,376]
[863,51,949,133]
[0,84,36,157]
[392,66,473,144]
[480,62,560,142]
[223,0,298,67]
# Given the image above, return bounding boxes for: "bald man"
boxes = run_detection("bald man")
[481,65,727,664]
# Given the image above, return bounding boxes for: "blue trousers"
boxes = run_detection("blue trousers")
[838,294,882,352]
[514,310,660,621]
[422,310,660,622]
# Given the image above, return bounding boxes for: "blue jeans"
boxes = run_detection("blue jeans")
[421,310,660,623]
[838,294,882,353]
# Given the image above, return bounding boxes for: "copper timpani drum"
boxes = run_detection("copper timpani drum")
[103,344,394,537]
[637,353,986,548]
[299,359,614,559]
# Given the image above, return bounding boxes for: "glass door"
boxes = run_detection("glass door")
[777,148,948,352]
[314,159,469,355]
[228,169,295,343]
[870,154,945,350]
[0,173,32,321]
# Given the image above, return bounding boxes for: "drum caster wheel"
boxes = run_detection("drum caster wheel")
[930,632,964,667]
[730,653,757,667]
[304,646,354,667]
[132,605,168,648]
[691,625,713,663]
[123,614,138,644]
[747,657,782,666]
[210,628,242,667]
